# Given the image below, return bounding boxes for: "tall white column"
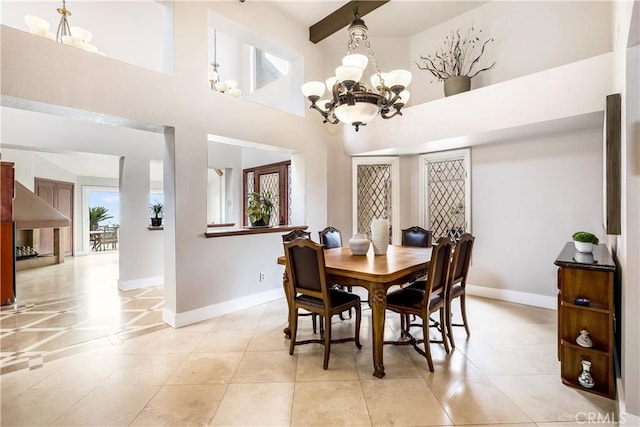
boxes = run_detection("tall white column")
[118,155,164,290]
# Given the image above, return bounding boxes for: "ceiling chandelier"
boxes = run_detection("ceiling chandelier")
[208,29,242,98]
[24,0,102,54]
[301,6,411,132]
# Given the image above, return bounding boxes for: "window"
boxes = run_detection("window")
[419,149,471,241]
[243,161,291,226]
[351,157,400,243]
[250,47,290,93]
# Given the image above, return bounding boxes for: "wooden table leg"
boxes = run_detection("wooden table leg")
[282,269,292,339]
[369,283,387,378]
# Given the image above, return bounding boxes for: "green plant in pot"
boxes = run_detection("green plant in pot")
[150,200,164,227]
[246,191,274,227]
[572,231,599,254]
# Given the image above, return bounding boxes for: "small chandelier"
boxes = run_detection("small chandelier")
[55,0,71,42]
[208,29,242,98]
[24,0,102,54]
[301,6,411,131]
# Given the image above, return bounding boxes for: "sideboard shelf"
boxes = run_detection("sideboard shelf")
[554,242,616,400]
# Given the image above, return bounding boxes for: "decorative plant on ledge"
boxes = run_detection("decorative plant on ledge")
[246,191,275,227]
[416,26,496,96]
[150,200,164,227]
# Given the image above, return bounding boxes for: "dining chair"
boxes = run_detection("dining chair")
[284,238,362,369]
[318,226,355,320]
[318,226,343,249]
[401,226,432,291]
[384,236,453,372]
[445,233,475,348]
[281,229,319,334]
[401,226,433,248]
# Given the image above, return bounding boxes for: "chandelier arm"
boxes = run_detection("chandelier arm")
[380,107,402,120]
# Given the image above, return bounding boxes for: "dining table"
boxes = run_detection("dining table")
[277,244,432,378]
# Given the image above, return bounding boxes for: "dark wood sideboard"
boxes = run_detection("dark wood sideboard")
[554,242,616,399]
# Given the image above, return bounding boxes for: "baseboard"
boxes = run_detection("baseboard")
[162,287,283,328]
[466,284,557,310]
[615,375,640,425]
[118,276,164,291]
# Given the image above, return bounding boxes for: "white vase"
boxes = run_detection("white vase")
[578,360,595,389]
[349,233,370,255]
[371,218,389,255]
[576,329,594,348]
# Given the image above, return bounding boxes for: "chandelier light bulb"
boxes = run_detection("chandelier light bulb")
[335,65,362,85]
[301,81,326,98]
[325,77,338,91]
[342,54,368,71]
[397,90,410,105]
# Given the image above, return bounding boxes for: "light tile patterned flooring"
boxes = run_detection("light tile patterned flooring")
[1,253,618,426]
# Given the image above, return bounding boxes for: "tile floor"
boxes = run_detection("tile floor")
[1,253,618,426]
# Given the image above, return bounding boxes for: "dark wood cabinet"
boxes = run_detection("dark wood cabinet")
[555,242,615,399]
[1,161,16,305]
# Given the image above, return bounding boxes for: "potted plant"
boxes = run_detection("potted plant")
[416,26,496,96]
[150,200,164,227]
[572,231,599,253]
[246,191,274,227]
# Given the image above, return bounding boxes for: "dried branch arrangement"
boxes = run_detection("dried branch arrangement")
[416,27,496,81]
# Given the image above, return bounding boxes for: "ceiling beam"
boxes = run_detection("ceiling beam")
[309,1,389,44]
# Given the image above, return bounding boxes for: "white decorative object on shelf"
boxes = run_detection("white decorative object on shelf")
[574,241,594,253]
[349,233,370,255]
[370,218,389,255]
[576,329,594,348]
[578,360,595,389]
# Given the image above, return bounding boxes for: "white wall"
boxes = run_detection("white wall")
[469,128,603,297]
[409,1,612,104]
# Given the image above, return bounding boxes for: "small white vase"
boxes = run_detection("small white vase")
[576,329,594,348]
[371,218,389,255]
[349,233,370,255]
[578,360,595,389]
[574,241,594,253]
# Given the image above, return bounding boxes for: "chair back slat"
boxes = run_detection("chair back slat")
[318,226,343,249]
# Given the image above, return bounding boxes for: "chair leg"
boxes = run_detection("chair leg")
[439,307,450,354]
[323,315,332,370]
[460,294,470,336]
[421,318,434,372]
[289,308,299,356]
[446,302,456,349]
[312,313,317,334]
[354,304,362,349]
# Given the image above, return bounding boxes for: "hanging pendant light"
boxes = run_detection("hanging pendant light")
[208,29,242,98]
[301,4,412,132]
[24,0,102,54]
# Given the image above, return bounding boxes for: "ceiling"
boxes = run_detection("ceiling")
[271,1,487,39]
[2,1,488,179]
